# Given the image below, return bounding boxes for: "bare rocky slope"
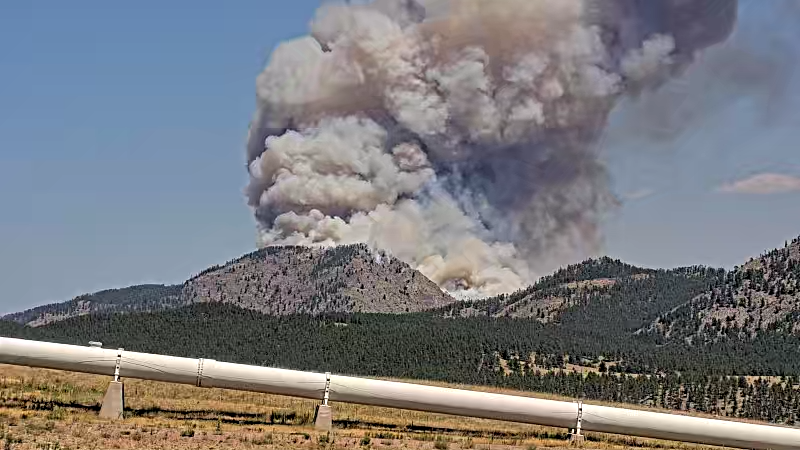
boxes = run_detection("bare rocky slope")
[4,244,454,326]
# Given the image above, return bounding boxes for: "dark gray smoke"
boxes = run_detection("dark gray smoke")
[603,0,797,145]
[245,0,738,296]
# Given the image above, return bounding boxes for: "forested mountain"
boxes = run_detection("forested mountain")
[7,238,800,336]
[6,236,800,347]
[3,244,454,326]
[3,284,183,327]
[435,257,708,323]
[6,302,799,376]
[181,244,454,315]
[4,237,800,425]
[644,236,800,342]
[436,237,800,347]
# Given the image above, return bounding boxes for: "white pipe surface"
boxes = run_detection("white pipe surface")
[1,337,798,450]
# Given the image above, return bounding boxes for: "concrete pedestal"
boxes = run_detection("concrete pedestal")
[314,404,333,432]
[99,381,125,420]
[569,433,586,447]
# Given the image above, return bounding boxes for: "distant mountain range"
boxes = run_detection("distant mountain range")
[3,284,184,327]
[4,244,454,327]
[3,235,799,377]
[440,237,800,343]
[3,236,799,426]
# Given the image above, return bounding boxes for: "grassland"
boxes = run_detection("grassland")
[0,364,740,450]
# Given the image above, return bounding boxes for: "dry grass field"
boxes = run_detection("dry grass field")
[0,364,738,450]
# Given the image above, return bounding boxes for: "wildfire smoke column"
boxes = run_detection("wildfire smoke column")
[245,0,738,296]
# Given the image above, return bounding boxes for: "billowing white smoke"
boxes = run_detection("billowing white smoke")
[245,0,738,296]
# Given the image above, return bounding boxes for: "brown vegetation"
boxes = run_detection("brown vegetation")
[0,364,736,450]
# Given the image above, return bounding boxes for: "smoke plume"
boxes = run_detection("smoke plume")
[602,0,798,146]
[245,0,738,296]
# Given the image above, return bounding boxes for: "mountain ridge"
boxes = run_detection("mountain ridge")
[181,244,454,315]
[3,284,183,327]
[643,237,800,342]
[3,244,455,327]
[2,235,799,427]
[5,236,800,342]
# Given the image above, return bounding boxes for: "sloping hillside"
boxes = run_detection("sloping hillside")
[437,257,695,322]
[4,245,455,326]
[5,237,800,381]
[3,284,183,327]
[181,244,455,315]
[7,238,799,341]
[646,236,800,342]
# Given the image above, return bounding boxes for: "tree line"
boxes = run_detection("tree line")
[2,302,799,424]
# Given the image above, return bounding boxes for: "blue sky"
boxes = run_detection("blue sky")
[1,0,799,314]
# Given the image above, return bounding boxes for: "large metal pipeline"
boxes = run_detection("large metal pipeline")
[1,336,798,450]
